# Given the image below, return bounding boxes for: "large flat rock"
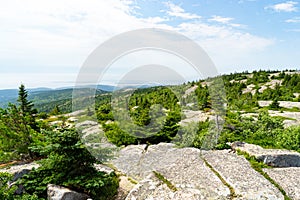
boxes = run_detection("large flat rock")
[203,150,284,200]
[112,143,230,199]
[126,172,228,200]
[264,168,300,200]
[234,142,300,167]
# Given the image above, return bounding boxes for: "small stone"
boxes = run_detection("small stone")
[47,184,90,200]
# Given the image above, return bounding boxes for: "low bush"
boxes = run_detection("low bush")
[20,128,119,200]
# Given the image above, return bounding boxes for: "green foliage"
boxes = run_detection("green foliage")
[0,172,18,200]
[180,110,287,150]
[277,126,300,152]
[0,86,43,161]
[269,98,280,110]
[195,85,211,109]
[18,84,39,132]
[103,123,137,146]
[189,120,210,148]
[20,128,119,199]
[219,110,283,148]
[31,89,107,114]
[0,172,40,200]
[101,86,181,146]
[49,105,61,116]
[246,70,270,84]
[97,104,114,122]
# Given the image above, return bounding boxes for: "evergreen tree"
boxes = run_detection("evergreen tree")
[0,84,41,161]
[18,84,33,114]
[50,105,61,116]
[17,84,38,131]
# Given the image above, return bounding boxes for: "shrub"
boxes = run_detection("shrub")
[277,126,300,152]
[0,172,40,200]
[20,128,119,199]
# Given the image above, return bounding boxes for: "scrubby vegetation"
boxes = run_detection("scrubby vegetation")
[20,128,119,199]
[0,85,119,199]
[0,70,300,198]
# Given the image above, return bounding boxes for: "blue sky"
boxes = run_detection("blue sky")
[1,0,300,89]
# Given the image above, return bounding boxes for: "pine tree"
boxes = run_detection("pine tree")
[17,84,38,131]
[18,84,33,114]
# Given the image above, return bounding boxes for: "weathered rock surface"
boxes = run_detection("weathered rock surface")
[203,150,284,200]
[2,142,298,199]
[264,168,300,200]
[112,143,300,199]
[258,101,300,109]
[76,120,118,162]
[0,162,40,177]
[179,110,210,125]
[75,120,98,129]
[125,172,228,200]
[234,142,300,167]
[115,176,137,200]
[236,143,300,167]
[94,163,115,174]
[112,143,231,199]
[47,184,90,200]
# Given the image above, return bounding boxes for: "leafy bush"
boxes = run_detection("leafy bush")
[103,123,137,146]
[277,126,300,152]
[0,172,40,200]
[101,86,181,146]
[219,110,283,148]
[20,128,119,199]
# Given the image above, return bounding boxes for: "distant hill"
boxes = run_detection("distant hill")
[0,85,114,109]
[0,89,18,106]
[0,84,159,109]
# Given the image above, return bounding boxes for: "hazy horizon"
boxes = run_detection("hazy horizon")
[1,0,300,89]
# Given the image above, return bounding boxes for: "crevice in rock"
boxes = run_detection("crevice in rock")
[201,156,238,200]
[142,143,150,153]
[237,150,292,200]
[153,170,178,192]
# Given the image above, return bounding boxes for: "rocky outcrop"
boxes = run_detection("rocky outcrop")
[47,184,90,200]
[203,150,283,200]
[125,172,228,200]
[234,142,300,167]
[113,143,230,199]
[0,162,40,178]
[263,168,300,200]
[1,142,299,199]
[258,100,300,109]
[111,143,300,200]
[179,110,210,125]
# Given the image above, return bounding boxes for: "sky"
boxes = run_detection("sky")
[1,0,300,89]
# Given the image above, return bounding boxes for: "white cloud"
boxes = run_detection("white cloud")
[141,16,169,24]
[177,22,274,71]
[286,17,300,23]
[0,0,275,88]
[209,15,234,24]
[164,2,201,20]
[177,22,273,52]
[208,15,244,28]
[265,1,298,12]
